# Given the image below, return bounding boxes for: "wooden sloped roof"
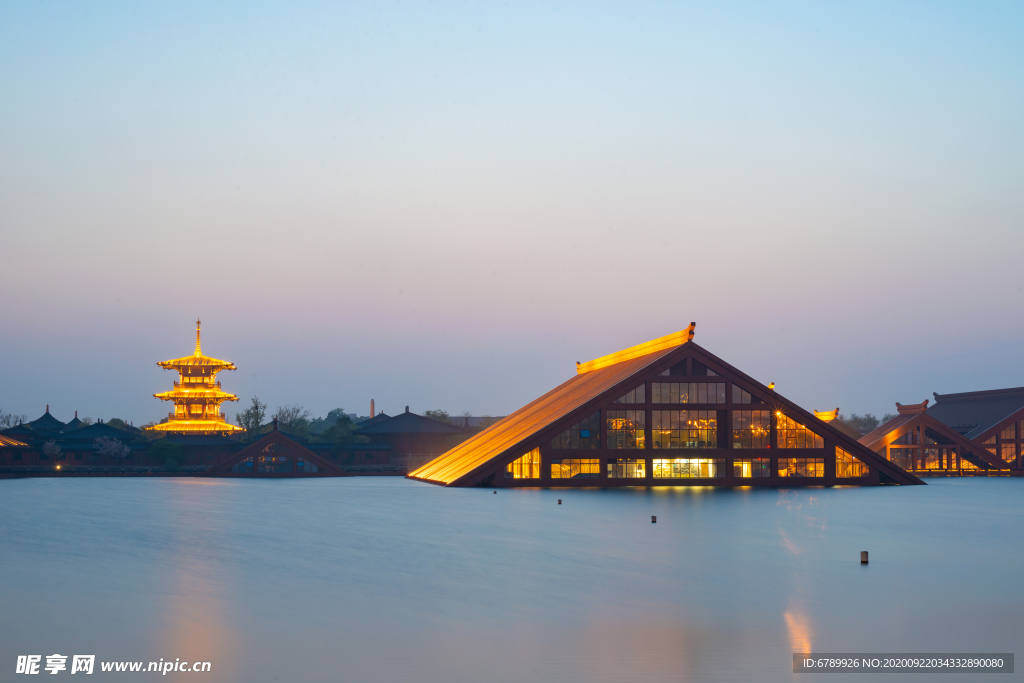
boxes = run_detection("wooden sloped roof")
[408,345,681,486]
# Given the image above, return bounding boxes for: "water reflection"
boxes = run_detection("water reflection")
[152,480,241,677]
[1,477,1022,682]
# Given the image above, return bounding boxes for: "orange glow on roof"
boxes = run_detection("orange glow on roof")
[0,435,28,447]
[576,323,695,375]
[410,344,680,485]
[149,420,242,433]
[814,409,839,422]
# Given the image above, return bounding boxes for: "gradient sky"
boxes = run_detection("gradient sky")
[1,1,1022,426]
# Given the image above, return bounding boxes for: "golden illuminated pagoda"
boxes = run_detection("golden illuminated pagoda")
[149,320,243,433]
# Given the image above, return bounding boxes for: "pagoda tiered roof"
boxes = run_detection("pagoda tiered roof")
[153,387,240,401]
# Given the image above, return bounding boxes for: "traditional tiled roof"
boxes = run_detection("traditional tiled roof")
[27,409,66,432]
[153,388,239,401]
[357,412,391,427]
[54,422,142,445]
[0,435,28,447]
[927,387,1024,440]
[356,410,467,435]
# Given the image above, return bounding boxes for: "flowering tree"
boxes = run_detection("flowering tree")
[95,436,130,462]
[42,440,62,460]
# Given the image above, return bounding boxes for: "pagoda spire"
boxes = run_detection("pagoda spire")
[195,319,202,356]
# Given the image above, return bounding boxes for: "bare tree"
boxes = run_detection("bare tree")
[42,440,62,460]
[236,397,268,440]
[0,409,28,429]
[95,436,130,463]
[276,404,312,435]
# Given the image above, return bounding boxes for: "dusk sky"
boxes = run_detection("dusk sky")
[2,1,1022,426]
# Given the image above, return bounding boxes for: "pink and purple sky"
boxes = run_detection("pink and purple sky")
[1,1,1022,425]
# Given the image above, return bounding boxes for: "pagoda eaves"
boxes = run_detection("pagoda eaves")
[148,320,242,434]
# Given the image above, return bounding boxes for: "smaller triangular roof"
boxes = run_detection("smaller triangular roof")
[356,410,467,435]
[202,429,347,476]
[359,412,391,427]
[859,410,1007,471]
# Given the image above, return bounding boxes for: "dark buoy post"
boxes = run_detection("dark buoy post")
[558,499,561,505]
[652,515,657,523]
[861,551,869,564]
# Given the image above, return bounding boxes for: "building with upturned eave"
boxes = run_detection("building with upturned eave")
[409,324,923,488]
[858,401,1008,475]
[926,387,1024,472]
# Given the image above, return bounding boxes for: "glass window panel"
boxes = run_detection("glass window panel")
[505,448,541,478]
[550,412,601,449]
[653,410,717,448]
[606,410,646,449]
[732,410,770,448]
[550,458,600,479]
[613,384,646,404]
[1001,443,1017,463]
[1000,424,1017,441]
[733,457,771,478]
[607,458,646,478]
[651,383,725,404]
[777,414,824,448]
[777,457,824,477]
[836,447,869,477]
[652,458,725,478]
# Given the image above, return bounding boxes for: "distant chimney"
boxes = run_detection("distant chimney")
[46,404,49,413]
[75,410,78,418]
[371,399,375,418]
[273,416,279,431]
[405,405,409,413]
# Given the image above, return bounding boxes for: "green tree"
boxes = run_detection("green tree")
[148,439,185,467]
[106,418,130,431]
[236,397,268,441]
[424,409,453,424]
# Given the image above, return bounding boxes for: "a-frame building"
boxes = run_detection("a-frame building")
[409,325,923,488]
[203,422,347,477]
[858,400,1008,475]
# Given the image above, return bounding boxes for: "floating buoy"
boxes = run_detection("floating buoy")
[652,515,657,523]
[493,491,496,494]
[861,551,869,564]
[558,499,562,505]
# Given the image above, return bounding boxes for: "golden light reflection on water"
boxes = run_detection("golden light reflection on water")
[784,609,813,654]
[150,480,241,680]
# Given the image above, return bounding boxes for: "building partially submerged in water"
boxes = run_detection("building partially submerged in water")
[409,325,923,488]
[858,387,1024,476]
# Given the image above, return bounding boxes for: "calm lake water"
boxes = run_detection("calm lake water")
[1,477,1021,683]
